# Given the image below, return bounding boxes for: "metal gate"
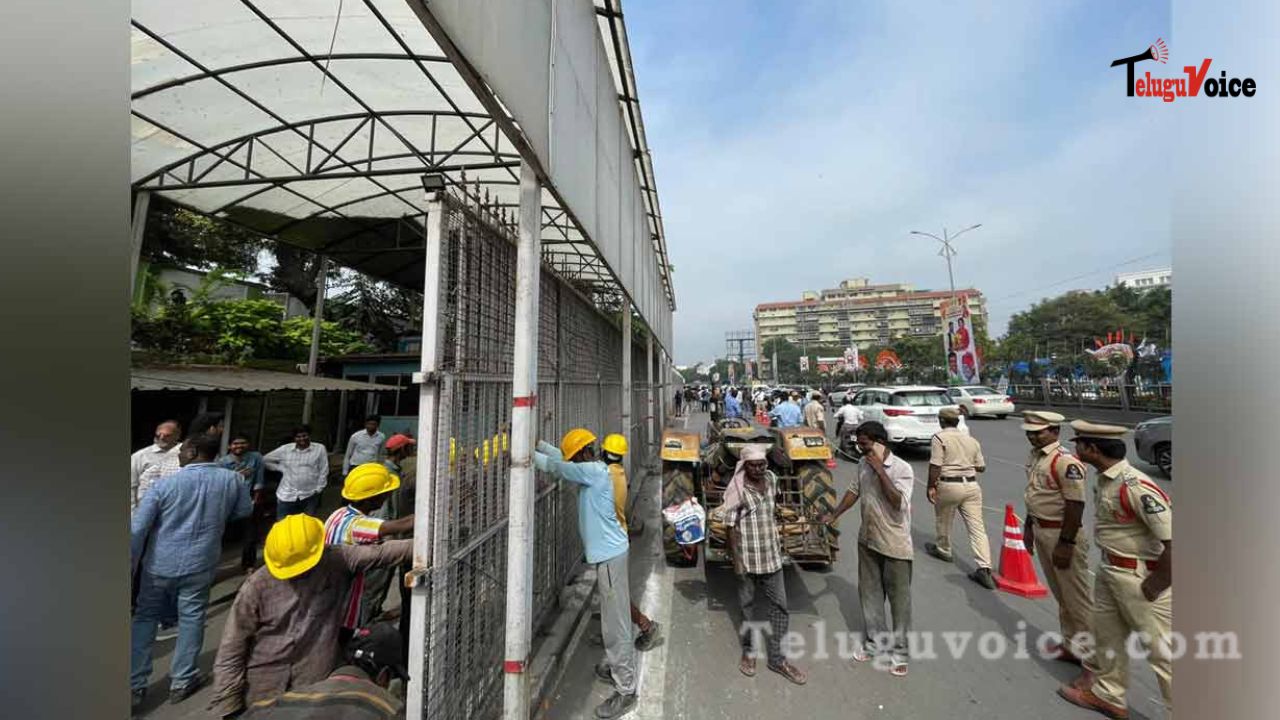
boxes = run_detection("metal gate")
[415,191,649,718]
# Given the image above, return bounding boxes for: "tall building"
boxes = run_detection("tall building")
[1114,268,1171,290]
[754,277,987,350]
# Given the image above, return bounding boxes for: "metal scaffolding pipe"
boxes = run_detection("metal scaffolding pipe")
[130,191,151,297]
[406,192,446,720]
[646,333,655,465]
[622,309,633,476]
[301,256,328,423]
[501,162,541,720]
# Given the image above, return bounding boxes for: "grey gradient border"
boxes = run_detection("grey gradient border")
[1173,0,1279,717]
[0,0,129,717]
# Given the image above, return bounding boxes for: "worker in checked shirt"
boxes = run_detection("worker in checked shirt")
[323,463,415,636]
[264,425,331,519]
[923,407,996,589]
[343,415,386,475]
[726,444,808,685]
[130,419,183,510]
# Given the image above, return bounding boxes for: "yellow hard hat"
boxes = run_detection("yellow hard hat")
[560,428,597,460]
[342,462,401,501]
[601,433,628,456]
[263,514,325,580]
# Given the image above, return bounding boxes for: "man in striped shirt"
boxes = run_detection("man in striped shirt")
[323,463,415,638]
[265,425,331,519]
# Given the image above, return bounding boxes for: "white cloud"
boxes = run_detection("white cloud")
[633,2,1171,363]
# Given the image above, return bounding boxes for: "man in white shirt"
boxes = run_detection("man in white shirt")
[834,397,863,441]
[343,415,387,475]
[264,424,331,519]
[131,420,183,510]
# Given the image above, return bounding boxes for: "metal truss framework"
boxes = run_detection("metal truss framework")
[130,0,674,318]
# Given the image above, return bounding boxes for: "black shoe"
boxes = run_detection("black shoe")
[635,621,661,652]
[168,675,207,704]
[131,689,146,710]
[594,691,638,719]
[595,662,614,684]
[970,567,997,590]
[924,542,953,562]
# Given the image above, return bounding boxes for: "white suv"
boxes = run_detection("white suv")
[851,386,968,447]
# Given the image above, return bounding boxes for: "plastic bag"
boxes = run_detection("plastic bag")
[662,497,707,545]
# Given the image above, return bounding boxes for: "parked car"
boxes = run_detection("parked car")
[946,385,1015,419]
[1133,415,1172,477]
[850,386,967,447]
[828,383,866,408]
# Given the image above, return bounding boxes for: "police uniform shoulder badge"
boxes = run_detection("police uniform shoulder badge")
[1141,493,1167,515]
[1063,462,1084,481]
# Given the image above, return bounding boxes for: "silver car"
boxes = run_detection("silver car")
[1133,416,1172,477]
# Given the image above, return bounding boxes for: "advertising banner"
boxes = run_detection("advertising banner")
[799,355,810,372]
[941,294,981,384]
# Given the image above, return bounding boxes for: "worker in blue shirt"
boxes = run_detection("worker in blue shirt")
[768,392,804,428]
[723,388,744,419]
[534,429,638,719]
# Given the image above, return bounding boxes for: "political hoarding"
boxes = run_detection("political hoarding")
[941,294,981,384]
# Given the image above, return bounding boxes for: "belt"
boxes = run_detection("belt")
[939,476,976,483]
[1104,552,1159,571]
[1032,517,1063,529]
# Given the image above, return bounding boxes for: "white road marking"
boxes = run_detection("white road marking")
[635,470,674,720]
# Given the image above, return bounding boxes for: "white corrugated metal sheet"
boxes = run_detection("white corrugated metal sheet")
[131,365,385,392]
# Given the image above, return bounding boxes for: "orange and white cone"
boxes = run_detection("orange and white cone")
[993,504,1048,598]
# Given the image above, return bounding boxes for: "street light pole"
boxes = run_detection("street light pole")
[910,223,981,302]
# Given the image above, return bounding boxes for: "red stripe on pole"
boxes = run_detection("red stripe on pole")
[503,660,526,673]
[513,395,537,408]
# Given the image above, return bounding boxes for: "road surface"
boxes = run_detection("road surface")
[546,411,1171,720]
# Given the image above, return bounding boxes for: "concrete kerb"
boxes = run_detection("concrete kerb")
[529,464,658,718]
[1007,408,1164,429]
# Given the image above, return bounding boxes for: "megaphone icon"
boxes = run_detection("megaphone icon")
[1110,38,1168,68]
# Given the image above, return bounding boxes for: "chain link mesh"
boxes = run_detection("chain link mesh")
[417,193,650,719]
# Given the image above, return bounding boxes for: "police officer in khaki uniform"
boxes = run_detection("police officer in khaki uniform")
[924,407,996,589]
[1057,421,1172,720]
[1021,410,1096,679]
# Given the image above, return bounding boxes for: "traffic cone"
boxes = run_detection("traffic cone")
[993,504,1048,598]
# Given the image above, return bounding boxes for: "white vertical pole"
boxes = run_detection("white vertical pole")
[130,191,151,299]
[502,162,541,720]
[302,256,328,424]
[220,397,234,456]
[622,308,633,476]
[407,192,446,720]
[646,333,655,465]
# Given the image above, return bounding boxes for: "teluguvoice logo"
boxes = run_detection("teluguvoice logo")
[1111,38,1257,102]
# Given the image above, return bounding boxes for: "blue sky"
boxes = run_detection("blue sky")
[625,1,1172,365]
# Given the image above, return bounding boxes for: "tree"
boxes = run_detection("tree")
[141,198,266,274]
[1001,290,1130,362]
[327,273,421,352]
[760,338,802,381]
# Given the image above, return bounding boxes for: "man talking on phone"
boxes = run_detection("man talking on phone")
[819,421,915,677]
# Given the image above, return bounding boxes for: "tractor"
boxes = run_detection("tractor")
[659,417,839,569]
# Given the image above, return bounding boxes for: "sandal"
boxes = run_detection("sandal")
[768,660,808,685]
[890,663,908,677]
[851,646,873,663]
[739,655,757,677]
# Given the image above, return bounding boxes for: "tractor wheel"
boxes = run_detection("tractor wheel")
[662,465,698,566]
[797,462,839,557]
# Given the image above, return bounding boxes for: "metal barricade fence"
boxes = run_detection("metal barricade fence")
[1008,382,1172,414]
[418,192,648,719]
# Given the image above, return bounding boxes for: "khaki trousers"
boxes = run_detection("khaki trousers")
[1091,564,1173,715]
[933,481,992,568]
[1030,523,1096,668]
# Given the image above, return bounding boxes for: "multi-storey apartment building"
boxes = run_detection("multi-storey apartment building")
[754,278,987,350]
